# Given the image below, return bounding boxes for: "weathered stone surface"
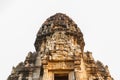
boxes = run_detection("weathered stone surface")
[8,13,113,80]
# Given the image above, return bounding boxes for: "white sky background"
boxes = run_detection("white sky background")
[0,0,120,80]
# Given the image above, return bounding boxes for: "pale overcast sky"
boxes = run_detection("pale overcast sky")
[0,0,120,80]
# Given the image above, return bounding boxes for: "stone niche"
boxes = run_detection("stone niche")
[48,71,75,80]
[42,60,75,80]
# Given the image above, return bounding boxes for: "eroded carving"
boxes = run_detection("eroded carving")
[8,13,113,80]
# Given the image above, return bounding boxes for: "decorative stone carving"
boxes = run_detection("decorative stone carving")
[48,62,74,70]
[8,13,113,80]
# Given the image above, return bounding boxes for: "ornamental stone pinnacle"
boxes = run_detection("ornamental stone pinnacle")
[8,13,113,80]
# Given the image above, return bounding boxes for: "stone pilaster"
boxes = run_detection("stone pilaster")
[42,65,48,80]
[69,71,75,80]
[48,72,53,80]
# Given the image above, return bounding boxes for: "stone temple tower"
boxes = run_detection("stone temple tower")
[8,13,113,80]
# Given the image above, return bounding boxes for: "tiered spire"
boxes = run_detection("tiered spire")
[34,13,85,51]
[8,13,113,80]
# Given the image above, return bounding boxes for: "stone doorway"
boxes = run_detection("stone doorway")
[54,74,68,80]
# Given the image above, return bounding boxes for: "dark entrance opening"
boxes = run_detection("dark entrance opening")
[54,74,68,80]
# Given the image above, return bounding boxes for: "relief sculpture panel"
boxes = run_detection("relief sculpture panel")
[48,62,74,70]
